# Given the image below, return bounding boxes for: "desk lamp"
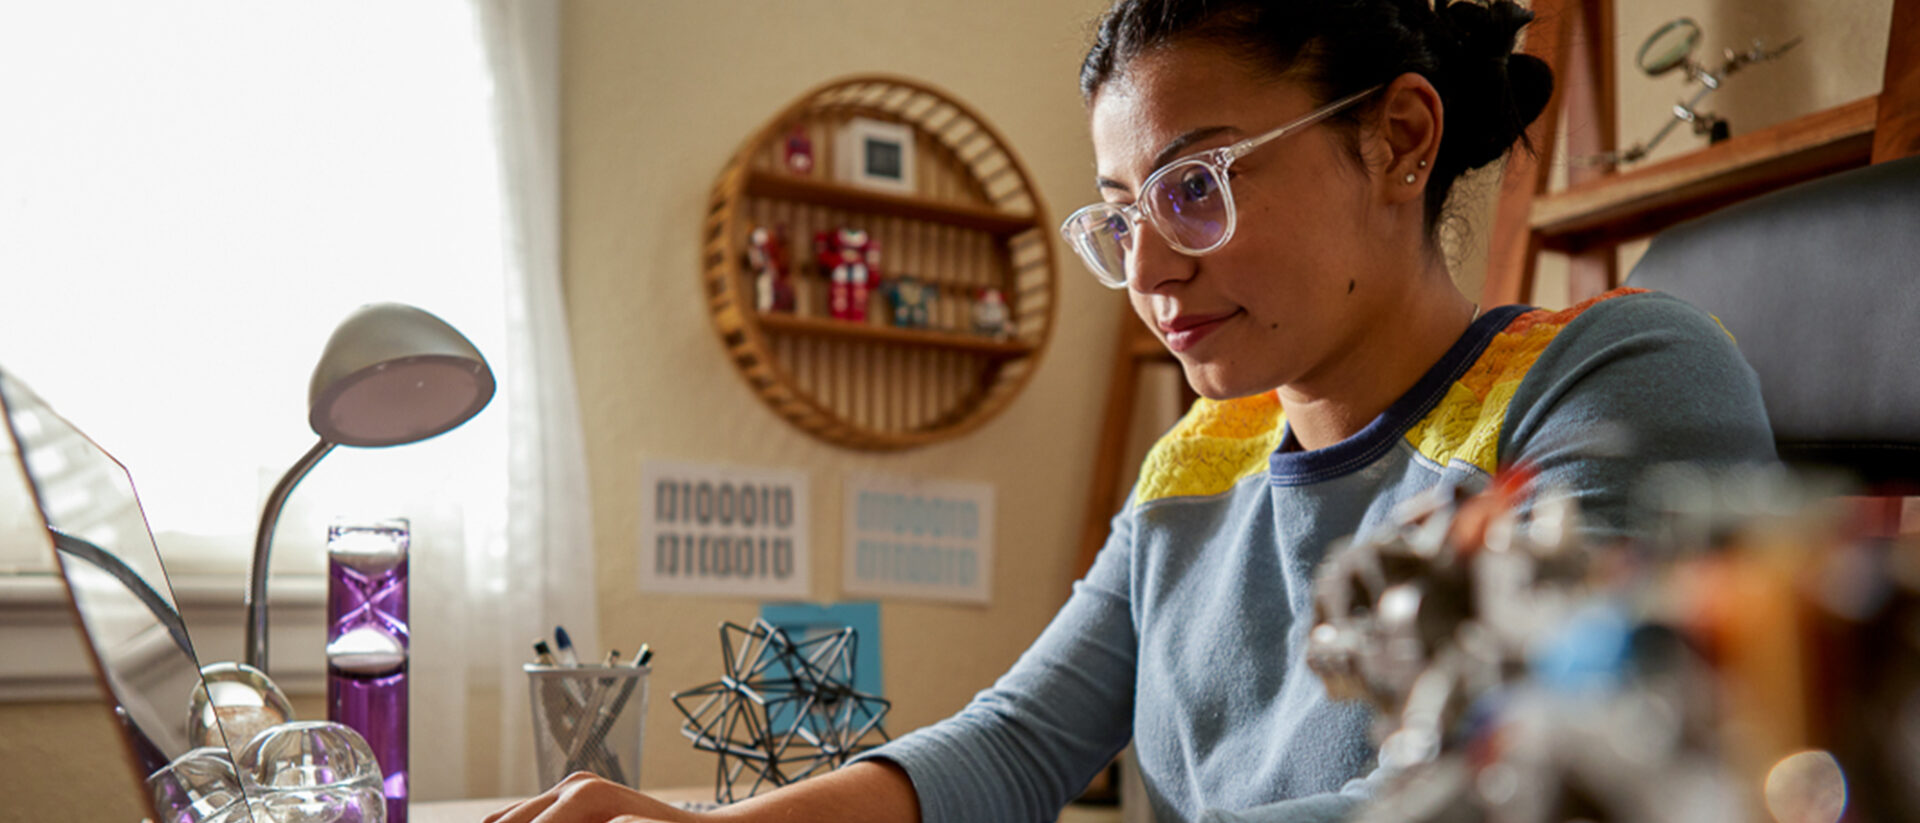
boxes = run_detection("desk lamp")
[244,302,495,673]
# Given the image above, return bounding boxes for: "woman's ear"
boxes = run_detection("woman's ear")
[1370,72,1443,204]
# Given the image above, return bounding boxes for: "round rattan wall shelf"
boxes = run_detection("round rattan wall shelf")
[701,75,1057,451]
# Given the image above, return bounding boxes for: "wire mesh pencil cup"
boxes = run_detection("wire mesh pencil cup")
[525,664,650,789]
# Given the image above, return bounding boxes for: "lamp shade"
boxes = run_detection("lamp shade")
[306,303,495,447]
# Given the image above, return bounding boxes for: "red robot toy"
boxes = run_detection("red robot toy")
[816,228,878,323]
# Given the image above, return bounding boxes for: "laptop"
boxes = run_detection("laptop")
[2,367,246,821]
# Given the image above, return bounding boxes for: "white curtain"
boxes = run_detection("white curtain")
[278,0,595,799]
[464,0,600,799]
[235,0,597,799]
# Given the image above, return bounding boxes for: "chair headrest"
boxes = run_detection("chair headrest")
[1625,155,1920,490]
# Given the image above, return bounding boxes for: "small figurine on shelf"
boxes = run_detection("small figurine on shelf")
[817,228,878,323]
[972,287,1014,338]
[886,275,932,329]
[747,225,796,314]
[782,124,814,176]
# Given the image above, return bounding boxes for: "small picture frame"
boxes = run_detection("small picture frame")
[836,117,916,194]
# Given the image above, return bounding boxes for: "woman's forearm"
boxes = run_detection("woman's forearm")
[709,760,921,823]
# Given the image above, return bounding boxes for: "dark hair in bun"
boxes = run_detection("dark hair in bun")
[1080,0,1554,234]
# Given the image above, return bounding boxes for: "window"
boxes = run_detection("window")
[0,1,508,587]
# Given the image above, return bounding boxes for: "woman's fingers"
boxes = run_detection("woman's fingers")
[483,772,693,823]
[482,781,562,823]
[483,772,605,822]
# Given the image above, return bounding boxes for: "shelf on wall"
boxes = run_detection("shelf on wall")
[743,170,1041,237]
[703,74,1058,451]
[1530,94,1880,253]
[754,313,1035,358]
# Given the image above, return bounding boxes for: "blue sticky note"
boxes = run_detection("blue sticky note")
[758,601,883,700]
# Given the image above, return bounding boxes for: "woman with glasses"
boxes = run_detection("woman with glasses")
[490,2,1774,822]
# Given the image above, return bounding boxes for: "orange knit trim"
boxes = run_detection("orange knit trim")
[1504,287,1649,336]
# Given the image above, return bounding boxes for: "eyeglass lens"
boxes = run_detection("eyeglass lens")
[1068,160,1232,285]
[1147,162,1229,252]
[1067,210,1132,285]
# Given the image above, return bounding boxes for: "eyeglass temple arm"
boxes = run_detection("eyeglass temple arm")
[1223,84,1385,163]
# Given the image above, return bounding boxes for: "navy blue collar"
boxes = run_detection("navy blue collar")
[1267,304,1532,486]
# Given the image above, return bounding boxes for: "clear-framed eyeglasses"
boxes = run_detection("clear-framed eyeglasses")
[1059,85,1383,289]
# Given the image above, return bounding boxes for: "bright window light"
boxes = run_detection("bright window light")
[0,1,509,577]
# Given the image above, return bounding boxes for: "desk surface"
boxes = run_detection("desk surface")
[413,789,1124,822]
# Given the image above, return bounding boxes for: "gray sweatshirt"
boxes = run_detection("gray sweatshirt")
[857,290,1777,823]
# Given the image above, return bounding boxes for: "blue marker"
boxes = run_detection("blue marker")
[553,625,581,667]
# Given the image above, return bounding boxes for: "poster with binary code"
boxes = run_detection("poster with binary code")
[639,459,809,598]
[843,473,993,604]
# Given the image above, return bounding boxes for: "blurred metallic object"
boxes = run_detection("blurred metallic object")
[1307,466,1914,822]
[1308,469,1592,767]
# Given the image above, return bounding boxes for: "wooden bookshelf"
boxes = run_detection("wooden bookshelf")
[1531,95,1879,253]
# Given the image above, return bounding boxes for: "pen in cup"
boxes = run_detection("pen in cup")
[575,650,648,784]
[554,626,581,667]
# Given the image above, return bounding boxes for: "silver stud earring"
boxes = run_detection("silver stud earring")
[1405,172,1418,184]
[1418,159,1428,169]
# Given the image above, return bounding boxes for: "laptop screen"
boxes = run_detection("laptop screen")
[2,368,242,821]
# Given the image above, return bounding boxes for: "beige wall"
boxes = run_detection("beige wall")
[561,0,1119,792]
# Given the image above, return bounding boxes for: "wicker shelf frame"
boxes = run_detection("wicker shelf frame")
[701,75,1057,450]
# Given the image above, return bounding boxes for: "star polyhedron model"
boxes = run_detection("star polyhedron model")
[671,619,891,803]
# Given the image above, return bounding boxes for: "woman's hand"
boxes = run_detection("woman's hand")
[483,760,919,823]
[483,772,700,823]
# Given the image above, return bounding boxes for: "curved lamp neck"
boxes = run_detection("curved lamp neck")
[244,438,336,673]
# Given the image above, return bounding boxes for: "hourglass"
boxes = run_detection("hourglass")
[327,520,412,823]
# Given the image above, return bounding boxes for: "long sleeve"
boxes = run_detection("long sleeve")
[852,508,1140,823]
[1497,292,1777,538]
[1193,777,1374,823]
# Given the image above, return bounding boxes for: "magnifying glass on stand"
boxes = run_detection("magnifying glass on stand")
[1585,18,1802,168]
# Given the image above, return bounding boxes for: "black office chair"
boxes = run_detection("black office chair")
[1623,154,1920,493]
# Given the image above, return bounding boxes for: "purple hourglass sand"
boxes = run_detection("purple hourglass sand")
[327,521,410,823]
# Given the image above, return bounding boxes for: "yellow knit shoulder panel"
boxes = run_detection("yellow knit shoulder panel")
[1405,288,1646,474]
[1133,391,1285,506]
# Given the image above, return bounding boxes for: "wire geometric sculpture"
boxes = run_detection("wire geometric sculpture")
[671,619,891,803]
